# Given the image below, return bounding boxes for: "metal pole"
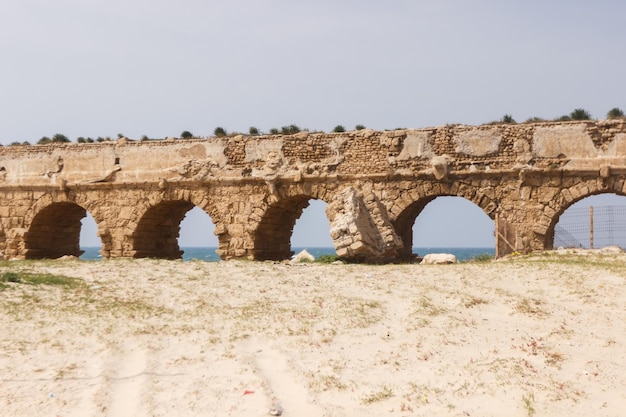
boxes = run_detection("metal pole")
[495,213,500,258]
[590,206,594,249]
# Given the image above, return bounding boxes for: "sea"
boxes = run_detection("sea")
[80,247,495,262]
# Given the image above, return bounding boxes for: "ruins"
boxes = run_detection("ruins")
[1,119,625,262]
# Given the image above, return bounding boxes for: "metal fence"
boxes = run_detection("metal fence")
[554,205,626,249]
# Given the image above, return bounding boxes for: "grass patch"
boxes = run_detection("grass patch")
[466,253,494,263]
[0,271,83,289]
[315,255,343,264]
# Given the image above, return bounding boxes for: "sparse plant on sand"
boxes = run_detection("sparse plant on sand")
[362,385,393,404]
[522,392,536,417]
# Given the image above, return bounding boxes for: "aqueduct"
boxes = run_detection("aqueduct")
[1,119,625,262]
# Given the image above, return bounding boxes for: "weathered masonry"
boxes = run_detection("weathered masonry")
[1,120,626,262]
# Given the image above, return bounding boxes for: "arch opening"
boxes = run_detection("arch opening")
[178,206,218,261]
[395,196,495,261]
[79,212,102,260]
[291,199,334,258]
[132,200,194,259]
[24,202,93,259]
[254,196,332,261]
[550,193,626,250]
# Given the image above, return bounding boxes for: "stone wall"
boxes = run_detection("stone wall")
[1,119,625,261]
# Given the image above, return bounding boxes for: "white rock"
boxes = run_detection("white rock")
[420,253,458,265]
[291,249,315,263]
[599,245,623,254]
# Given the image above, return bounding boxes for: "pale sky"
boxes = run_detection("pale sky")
[2,0,626,249]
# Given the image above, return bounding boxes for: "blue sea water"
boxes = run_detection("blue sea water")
[80,246,495,262]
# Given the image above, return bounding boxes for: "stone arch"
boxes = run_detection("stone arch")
[392,183,495,259]
[128,189,222,259]
[543,181,626,250]
[21,192,107,259]
[251,185,334,261]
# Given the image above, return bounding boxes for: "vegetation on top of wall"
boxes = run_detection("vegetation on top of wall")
[525,116,547,123]
[607,107,625,119]
[37,133,71,145]
[281,124,301,135]
[8,106,626,146]
[214,127,227,137]
[569,108,592,121]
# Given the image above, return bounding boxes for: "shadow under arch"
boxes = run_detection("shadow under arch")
[393,195,495,259]
[24,202,92,259]
[545,192,626,250]
[253,195,329,261]
[131,200,197,259]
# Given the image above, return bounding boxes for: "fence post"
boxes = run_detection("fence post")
[590,206,594,249]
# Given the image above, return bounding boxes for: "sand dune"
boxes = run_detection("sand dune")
[1,253,625,416]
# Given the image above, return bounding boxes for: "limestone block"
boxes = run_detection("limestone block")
[533,125,597,158]
[454,130,501,156]
[395,132,433,161]
[420,253,458,264]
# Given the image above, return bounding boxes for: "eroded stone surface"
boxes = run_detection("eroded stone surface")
[0,120,625,262]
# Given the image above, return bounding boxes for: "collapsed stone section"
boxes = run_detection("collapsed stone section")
[328,187,403,262]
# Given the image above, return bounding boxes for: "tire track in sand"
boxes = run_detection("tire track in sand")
[245,338,325,417]
[105,344,147,417]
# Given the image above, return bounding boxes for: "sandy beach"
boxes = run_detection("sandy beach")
[1,252,625,417]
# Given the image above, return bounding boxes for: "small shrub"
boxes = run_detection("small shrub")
[355,124,366,130]
[214,127,227,137]
[180,130,193,139]
[333,125,346,133]
[525,116,546,123]
[607,107,625,119]
[37,136,51,144]
[269,128,279,135]
[569,108,592,120]
[51,133,70,143]
[500,114,516,124]
[248,126,259,135]
[281,124,300,135]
